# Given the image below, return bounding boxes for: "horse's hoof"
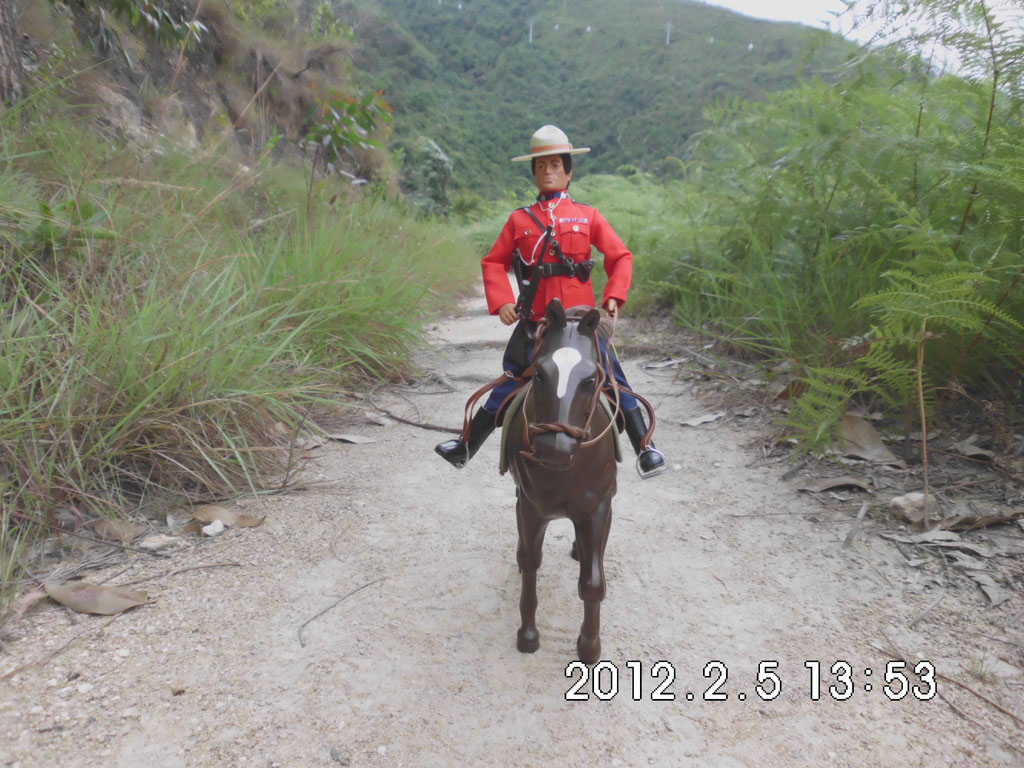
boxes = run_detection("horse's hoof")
[570,540,579,561]
[517,627,540,654]
[576,634,601,664]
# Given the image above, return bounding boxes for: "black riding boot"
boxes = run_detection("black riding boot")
[622,407,668,479]
[434,409,497,468]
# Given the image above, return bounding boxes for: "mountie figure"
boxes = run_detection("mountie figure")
[435,125,667,479]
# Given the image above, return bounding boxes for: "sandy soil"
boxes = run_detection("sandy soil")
[1,297,1022,768]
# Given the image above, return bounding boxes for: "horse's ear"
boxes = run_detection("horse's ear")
[578,308,602,337]
[545,298,566,329]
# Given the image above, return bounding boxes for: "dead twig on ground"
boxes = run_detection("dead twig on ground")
[0,615,122,682]
[369,383,454,433]
[118,562,242,587]
[298,577,385,648]
[711,573,732,598]
[872,634,1024,758]
[724,510,848,518]
[908,593,945,628]
[9,512,169,559]
[937,672,1024,729]
[843,503,869,548]
[780,457,811,482]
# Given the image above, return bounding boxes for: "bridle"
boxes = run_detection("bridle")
[517,315,621,463]
[454,308,656,463]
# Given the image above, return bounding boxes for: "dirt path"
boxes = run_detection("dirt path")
[2,298,1021,768]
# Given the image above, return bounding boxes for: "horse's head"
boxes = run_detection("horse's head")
[525,299,604,471]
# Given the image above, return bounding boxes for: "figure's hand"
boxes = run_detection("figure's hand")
[604,299,619,319]
[498,303,518,326]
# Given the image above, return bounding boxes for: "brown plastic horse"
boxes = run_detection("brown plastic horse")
[503,299,618,664]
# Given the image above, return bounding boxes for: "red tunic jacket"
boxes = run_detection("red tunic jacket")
[481,196,633,321]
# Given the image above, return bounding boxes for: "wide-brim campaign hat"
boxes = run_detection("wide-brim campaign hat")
[511,124,591,162]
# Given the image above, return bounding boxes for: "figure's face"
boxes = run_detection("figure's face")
[534,155,572,192]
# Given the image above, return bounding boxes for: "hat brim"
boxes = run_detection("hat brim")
[511,147,591,162]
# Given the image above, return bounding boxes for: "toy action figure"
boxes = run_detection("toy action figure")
[435,125,667,479]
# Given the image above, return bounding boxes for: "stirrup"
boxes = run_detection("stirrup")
[636,448,667,479]
[435,440,470,469]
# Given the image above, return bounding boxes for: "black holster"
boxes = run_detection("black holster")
[504,319,533,372]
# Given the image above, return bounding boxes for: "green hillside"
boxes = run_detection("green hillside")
[335,0,855,192]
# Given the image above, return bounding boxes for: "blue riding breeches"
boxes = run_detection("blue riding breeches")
[482,320,639,415]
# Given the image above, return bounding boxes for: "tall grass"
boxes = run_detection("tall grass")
[0,95,476,611]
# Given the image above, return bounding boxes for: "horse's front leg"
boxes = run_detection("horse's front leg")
[516,491,548,654]
[573,499,612,664]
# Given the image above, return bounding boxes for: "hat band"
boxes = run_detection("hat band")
[531,143,572,154]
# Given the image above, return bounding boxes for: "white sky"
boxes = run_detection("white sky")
[703,0,1024,73]
[702,0,874,40]
[704,0,1023,41]
[704,0,849,29]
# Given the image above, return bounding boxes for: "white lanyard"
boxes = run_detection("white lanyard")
[527,192,568,265]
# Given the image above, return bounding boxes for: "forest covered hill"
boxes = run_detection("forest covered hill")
[335,0,858,192]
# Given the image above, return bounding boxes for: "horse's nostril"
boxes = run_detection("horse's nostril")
[533,432,577,470]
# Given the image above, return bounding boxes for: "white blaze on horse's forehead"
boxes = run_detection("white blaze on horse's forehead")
[551,346,583,398]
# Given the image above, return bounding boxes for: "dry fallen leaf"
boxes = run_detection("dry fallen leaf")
[907,529,961,544]
[364,411,395,427]
[774,380,807,400]
[177,520,204,536]
[194,506,262,526]
[93,518,146,544]
[951,437,994,461]
[681,412,724,427]
[926,539,996,559]
[328,433,376,445]
[937,502,1023,532]
[798,476,871,494]
[969,573,1013,607]
[13,589,48,622]
[839,415,907,468]
[642,358,687,370]
[948,552,988,570]
[191,505,263,529]
[194,505,237,525]
[44,581,148,615]
[885,529,997,558]
[137,534,184,551]
[888,495,1020,531]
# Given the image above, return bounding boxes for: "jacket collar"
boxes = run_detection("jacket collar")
[536,190,570,203]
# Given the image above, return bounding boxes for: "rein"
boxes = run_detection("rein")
[518,315,620,463]
[456,309,658,460]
